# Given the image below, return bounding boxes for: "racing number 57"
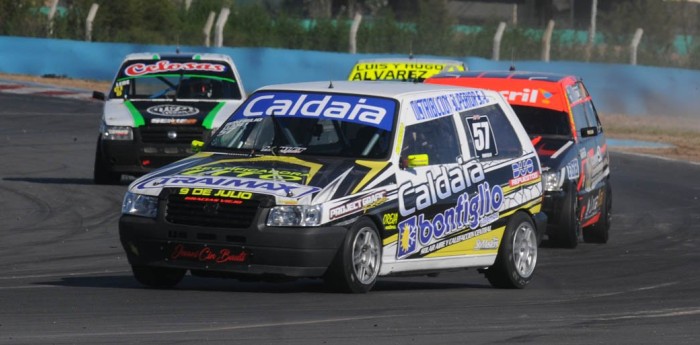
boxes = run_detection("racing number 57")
[466,115,498,159]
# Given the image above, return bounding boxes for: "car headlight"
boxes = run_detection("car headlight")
[122,192,158,218]
[266,205,322,227]
[542,168,566,192]
[100,122,133,140]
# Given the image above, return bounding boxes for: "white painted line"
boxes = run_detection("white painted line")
[551,140,573,159]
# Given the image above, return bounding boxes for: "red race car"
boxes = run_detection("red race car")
[426,71,611,247]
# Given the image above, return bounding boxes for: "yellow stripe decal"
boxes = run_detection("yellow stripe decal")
[351,160,390,194]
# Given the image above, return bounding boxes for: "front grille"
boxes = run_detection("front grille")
[139,126,205,144]
[165,193,260,228]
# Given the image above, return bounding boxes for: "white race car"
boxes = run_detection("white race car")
[119,81,546,293]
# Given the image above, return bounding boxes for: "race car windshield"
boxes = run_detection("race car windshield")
[110,59,242,100]
[511,105,573,138]
[209,117,393,159]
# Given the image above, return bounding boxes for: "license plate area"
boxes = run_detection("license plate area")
[165,242,250,268]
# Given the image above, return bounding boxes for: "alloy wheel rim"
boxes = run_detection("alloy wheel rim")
[512,222,537,278]
[352,227,380,284]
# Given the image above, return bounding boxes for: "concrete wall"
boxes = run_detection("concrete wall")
[1,36,698,118]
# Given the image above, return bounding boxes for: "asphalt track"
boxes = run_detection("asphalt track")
[1,93,699,344]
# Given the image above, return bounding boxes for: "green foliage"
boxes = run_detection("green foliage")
[1,0,698,70]
[0,0,49,37]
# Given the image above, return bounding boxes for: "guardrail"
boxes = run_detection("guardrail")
[1,36,699,118]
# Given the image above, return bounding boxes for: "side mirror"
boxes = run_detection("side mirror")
[405,154,429,168]
[191,140,204,153]
[92,91,106,101]
[580,126,598,138]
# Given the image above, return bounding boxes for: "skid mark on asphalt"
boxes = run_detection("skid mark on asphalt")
[594,307,700,321]
[4,314,407,340]
[0,269,130,280]
[586,281,679,298]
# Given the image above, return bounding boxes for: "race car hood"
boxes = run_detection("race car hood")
[532,136,576,169]
[103,99,241,129]
[128,153,394,205]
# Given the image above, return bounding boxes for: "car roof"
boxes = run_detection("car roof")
[426,70,582,112]
[257,80,492,100]
[433,70,578,83]
[355,57,465,65]
[122,52,233,63]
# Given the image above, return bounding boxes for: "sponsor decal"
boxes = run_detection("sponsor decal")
[410,90,489,121]
[151,118,198,125]
[383,212,399,230]
[135,175,320,198]
[124,60,226,77]
[398,179,503,259]
[261,146,307,154]
[218,118,263,135]
[170,244,247,264]
[399,157,484,217]
[396,158,504,259]
[566,84,582,103]
[499,88,553,105]
[418,226,494,255]
[349,62,463,81]
[510,158,540,187]
[584,188,604,218]
[147,105,200,117]
[475,237,499,250]
[113,80,130,97]
[181,166,308,183]
[179,187,252,199]
[566,158,580,180]
[236,92,395,131]
[329,191,387,220]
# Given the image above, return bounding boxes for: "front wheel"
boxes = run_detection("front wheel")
[550,186,580,248]
[324,218,381,293]
[485,212,538,289]
[132,266,186,288]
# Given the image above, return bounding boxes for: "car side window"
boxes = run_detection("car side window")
[402,116,461,165]
[571,103,590,131]
[583,101,602,132]
[460,104,522,159]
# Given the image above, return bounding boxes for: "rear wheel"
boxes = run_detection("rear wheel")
[584,181,612,243]
[324,218,381,293]
[132,266,186,288]
[93,138,121,185]
[485,212,538,289]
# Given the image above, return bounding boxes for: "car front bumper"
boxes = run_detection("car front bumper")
[119,214,348,278]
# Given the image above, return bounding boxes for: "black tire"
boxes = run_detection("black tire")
[485,212,538,289]
[93,138,121,185]
[132,265,186,288]
[324,218,381,293]
[550,184,580,248]
[583,181,612,244]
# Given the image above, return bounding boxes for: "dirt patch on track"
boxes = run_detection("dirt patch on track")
[0,73,110,93]
[600,113,700,163]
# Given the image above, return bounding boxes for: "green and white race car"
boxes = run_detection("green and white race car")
[92,52,246,184]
